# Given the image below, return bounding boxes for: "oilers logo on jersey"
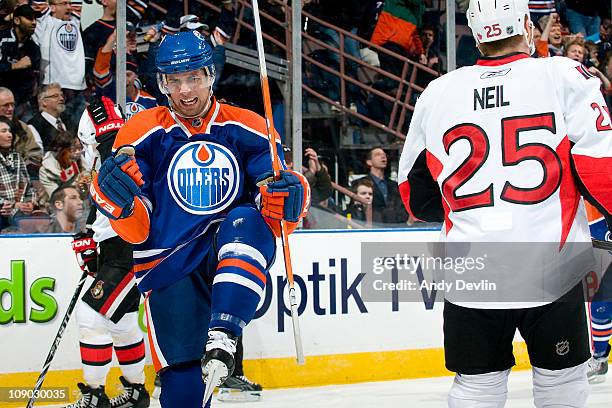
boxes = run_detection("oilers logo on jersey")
[56,23,78,52]
[126,102,146,119]
[168,141,240,214]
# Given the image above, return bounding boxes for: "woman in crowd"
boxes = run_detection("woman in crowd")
[0,116,34,230]
[39,131,85,200]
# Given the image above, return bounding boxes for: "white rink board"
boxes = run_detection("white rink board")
[0,228,442,375]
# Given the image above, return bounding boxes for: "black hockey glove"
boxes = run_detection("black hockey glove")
[71,230,98,277]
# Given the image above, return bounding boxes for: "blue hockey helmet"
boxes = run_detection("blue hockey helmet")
[156,30,215,74]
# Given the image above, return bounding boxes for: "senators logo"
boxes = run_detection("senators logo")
[167,141,240,215]
[91,280,104,300]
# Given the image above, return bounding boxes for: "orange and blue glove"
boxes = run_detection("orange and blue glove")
[90,147,144,220]
[257,170,310,236]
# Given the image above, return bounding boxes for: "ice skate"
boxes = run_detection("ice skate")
[109,376,150,408]
[65,383,110,408]
[217,374,263,402]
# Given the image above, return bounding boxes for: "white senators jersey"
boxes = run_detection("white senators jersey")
[34,9,86,90]
[398,53,612,308]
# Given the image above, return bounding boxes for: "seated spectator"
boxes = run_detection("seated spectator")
[0,87,43,175]
[0,5,40,122]
[39,131,84,199]
[355,147,408,224]
[0,116,35,231]
[33,0,86,131]
[565,38,586,62]
[344,177,373,222]
[534,12,559,57]
[45,184,83,233]
[28,83,68,151]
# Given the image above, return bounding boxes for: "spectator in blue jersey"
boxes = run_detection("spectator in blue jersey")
[93,29,157,116]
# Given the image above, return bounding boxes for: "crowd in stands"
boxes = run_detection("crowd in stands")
[0,0,611,234]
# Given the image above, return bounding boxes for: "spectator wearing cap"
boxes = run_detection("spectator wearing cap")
[0,5,41,122]
[93,29,157,116]
[33,0,86,132]
[28,83,69,151]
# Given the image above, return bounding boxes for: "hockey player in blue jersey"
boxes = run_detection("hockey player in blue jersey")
[586,204,612,383]
[89,30,310,407]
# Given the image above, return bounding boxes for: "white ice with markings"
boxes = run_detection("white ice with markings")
[45,369,612,407]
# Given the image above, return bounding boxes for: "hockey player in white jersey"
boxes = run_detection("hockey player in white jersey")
[398,0,612,407]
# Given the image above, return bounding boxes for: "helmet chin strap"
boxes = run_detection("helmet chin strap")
[169,89,214,119]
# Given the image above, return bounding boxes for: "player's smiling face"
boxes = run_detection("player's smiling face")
[166,69,213,118]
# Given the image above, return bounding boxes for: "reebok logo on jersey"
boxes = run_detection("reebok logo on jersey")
[480,68,511,79]
[167,141,240,215]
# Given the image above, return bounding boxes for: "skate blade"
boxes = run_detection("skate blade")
[588,375,607,385]
[203,360,228,405]
[216,388,262,403]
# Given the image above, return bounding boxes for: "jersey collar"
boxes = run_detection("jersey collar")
[476,52,530,67]
[174,97,219,136]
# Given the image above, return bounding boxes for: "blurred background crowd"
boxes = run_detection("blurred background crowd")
[0,0,610,234]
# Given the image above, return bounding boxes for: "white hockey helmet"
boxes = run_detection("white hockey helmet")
[467,0,531,44]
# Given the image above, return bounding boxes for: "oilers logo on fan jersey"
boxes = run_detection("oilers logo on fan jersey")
[168,141,240,214]
[57,23,78,51]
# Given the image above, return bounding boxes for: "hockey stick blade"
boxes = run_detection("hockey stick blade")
[593,239,612,251]
[202,359,228,406]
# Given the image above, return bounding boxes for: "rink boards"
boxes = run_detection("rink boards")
[0,229,535,404]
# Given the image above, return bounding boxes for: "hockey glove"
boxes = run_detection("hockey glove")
[257,170,310,221]
[87,96,125,144]
[202,329,237,404]
[71,230,97,277]
[90,148,144,220]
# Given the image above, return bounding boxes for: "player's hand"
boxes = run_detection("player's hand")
[257,170,310,223]
[86,96,126,144]
[90,148,144,220]
[71,230,98,277]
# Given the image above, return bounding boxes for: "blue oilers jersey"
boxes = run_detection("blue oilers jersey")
[111,99,283,291]
[125,91,158,119]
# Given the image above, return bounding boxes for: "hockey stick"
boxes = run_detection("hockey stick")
[593,238,612,251]
[27,270,88,408]
[203,1,305,405]
[250,0,305,364]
